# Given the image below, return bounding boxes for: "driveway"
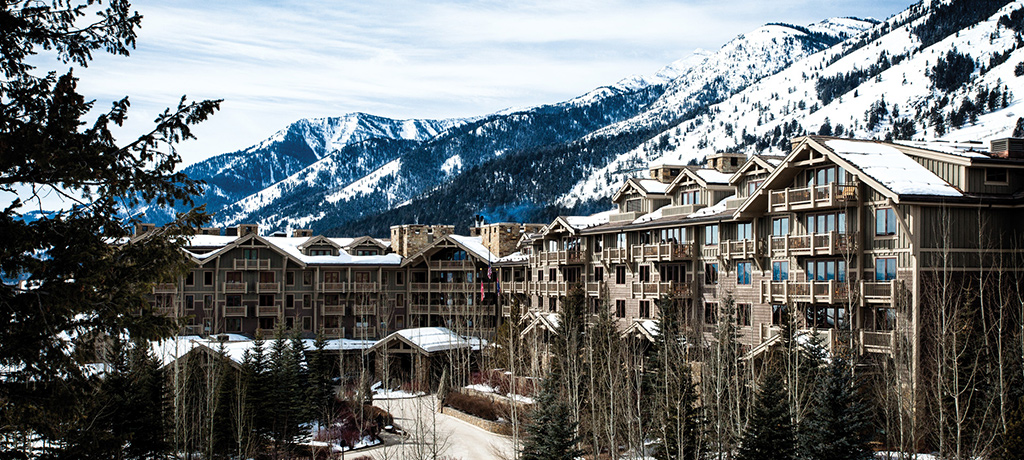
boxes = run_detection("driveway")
[361,394,516,460]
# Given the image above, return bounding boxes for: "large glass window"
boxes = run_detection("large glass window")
[737,262,752,285]
[705,263,719,285]
[805,260,846,282]
[737,222,753,240]
[615,265,626,285]
[806,212,846,234]
[616,233,627,248]
[771,261,789,281]
[876,208,897,236]
[875,257,897,281]
[772,304,787,325]
[772,217,789,236]
[737,303,751,326]
[704,224,719,245]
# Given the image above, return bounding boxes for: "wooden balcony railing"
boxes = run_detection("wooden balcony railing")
[352,304,378,315]
[322,327,345,338]
[233,259,270,270]
[721,239,759,259]
[633,242,692,262]
[152,283,177,294]
[602,247,629,263]
[222,282,247,293]
[351,326,377,338]
[256,282,280,293]
[223,305,246,317]
[701,245,719,259]
[256,305,280,317]
[860,279,897,305]
[322,304,346,315]
[770,232,856,257]
[350,282,379,292]
[320,282,347,292]
[585,281,604,296]
[631,281,690,299]
[768,182,858,212]
[430,260,474,270]
[761,280,851,304]
[860,329,895,355]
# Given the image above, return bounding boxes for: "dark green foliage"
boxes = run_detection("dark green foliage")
[816,51,905,105]
[998,397,1024,459]
[914,0,1011,49]
[737,371,795,460]
[799,358,873,460]
[930,49,975,92]
[0,1,219,454]
[521,375,582,460]
[650,294,702,460]
[241,332,269,447]
[890,118,917,141]
[1014,117,1024,138]
[307,329,336,428]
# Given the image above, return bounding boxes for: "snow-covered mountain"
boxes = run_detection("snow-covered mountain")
[145,0,1022,237]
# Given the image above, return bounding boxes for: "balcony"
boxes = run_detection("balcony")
[222,282,247,293]
[602,247,629,263]
[859,329,895,356]
[768,182,858,213]
[256,305,280,317]
[351,326,377,338]
[322,327,346,338]
[770,232,856,257]
[350,282,379,292]
[256,282,280,293]
[152,283,177,294]
[585,281,604,296]
[223,305,246,316]
[860,279,897,305]
[700,245,719,259]
[509,281,529,294]
[760,280,851,304]
[631,281,690,299]
[352,304,378,315]
[721,239,760,260]
[536,281,569,296]
[430,260,474,270]
[633,242,692,262]
[409,304,442,314]
[320,282,348,292]
[233,259,270,270]
[322,304,346,315]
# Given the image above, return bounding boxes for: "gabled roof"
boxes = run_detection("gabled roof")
[612,178,670,202]
[623,319,659,342]
[521,311,561,337]
[369,327,483,355]
[543,211,613,236]
[399,234,496,267]
[297,234,342,251]
[729,155,783,185]
[193,232,307,267]
[665,167,733,194]
[345,236,388,250]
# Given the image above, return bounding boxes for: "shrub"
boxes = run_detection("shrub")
[446,391,500,421]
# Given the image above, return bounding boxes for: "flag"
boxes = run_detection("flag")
[481,279,485,302]
[487,264,493,280]
[496,279,501,294]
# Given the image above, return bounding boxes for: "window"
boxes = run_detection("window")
[737,222,752,240]
[549,268,557,282]
[592,298,602,314]
[876,208,897,236]
[615,265,626,284]
[875,257,897,281]
[310,249,332,256]
[625,198,642,213]
[737,303,751,326]
[285,317,294,330]
[185,295,194,310]
[736,262,752,285]
[704,263,718,285]
[594,266,604,282]
[259,294,275,307]
[302,316,312,332]
[875,308,895,330]
[747,180,763,196]
[639,300,651,318]
[259,317,275,330]
[226,295,242,307]
[549,297,557,312]
[537,270,544,281]
[226,318,242,332]
[303,271,313,285]
[185,272,195,286]
[243,248,258,260]
[616,233,626,248]
[771,261,789,281]
[704,302,718,324]
[807,165,845,186]
[303,294,311,309]
[986,167,1008,184]
[204,271,213,286]
[565,267,580,283]
[259,271,275,283]
[805,259,847,282]
[704,224,719,245]
[396,271,405,285]
[225,271,242,283]
[659,227,687,244]
[659,264,685,283]
[806,212,846,234]
[286,295,294,309]
[356,249,378,256]
[681,189,699,205]
[203,294,213,310]
[772,217,789,236]
[286,271,295,286]
[772,304,787,325]
[615,300,626,318]
[639,265,650,283]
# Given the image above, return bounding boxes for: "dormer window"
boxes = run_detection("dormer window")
[747,180,763,196]
[681,190,699,205]
[625,198,642,213]
[309,249,332,256]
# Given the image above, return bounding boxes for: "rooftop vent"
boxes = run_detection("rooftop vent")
[990,138,1024,159]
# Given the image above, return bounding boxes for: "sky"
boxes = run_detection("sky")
[37,0,914,168]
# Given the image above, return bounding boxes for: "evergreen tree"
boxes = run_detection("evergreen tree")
[0,2,219,453]
[521,373,582,460]
[799,357,873,460]
[651,294,702,460]
[307,329,335,429]
[241,331,269,449]
[737,370,795,460]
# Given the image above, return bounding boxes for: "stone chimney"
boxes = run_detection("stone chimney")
[292,229,313,238]
[705,152,746,174]
[389,224,454,258]
[226,224,258,237]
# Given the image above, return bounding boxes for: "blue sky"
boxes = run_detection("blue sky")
[47,0,914,167]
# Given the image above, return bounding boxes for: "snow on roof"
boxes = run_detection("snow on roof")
[384,327,484,353]
[497,251,529,263]
[687,195,734,218]
[896,140,990,159]
[636,319,660,337]
[264,236,404,265]
[825,140,963,197]
[151,336,375,366]
[448,235,497,262]
[693,169,732,184]
[564,210,613,229]
[632,206,665,225]
[637,179,670,194]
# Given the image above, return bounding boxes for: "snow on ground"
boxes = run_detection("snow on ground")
[325,159,402,204]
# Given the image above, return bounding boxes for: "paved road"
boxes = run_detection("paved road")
[360,395,515,460]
